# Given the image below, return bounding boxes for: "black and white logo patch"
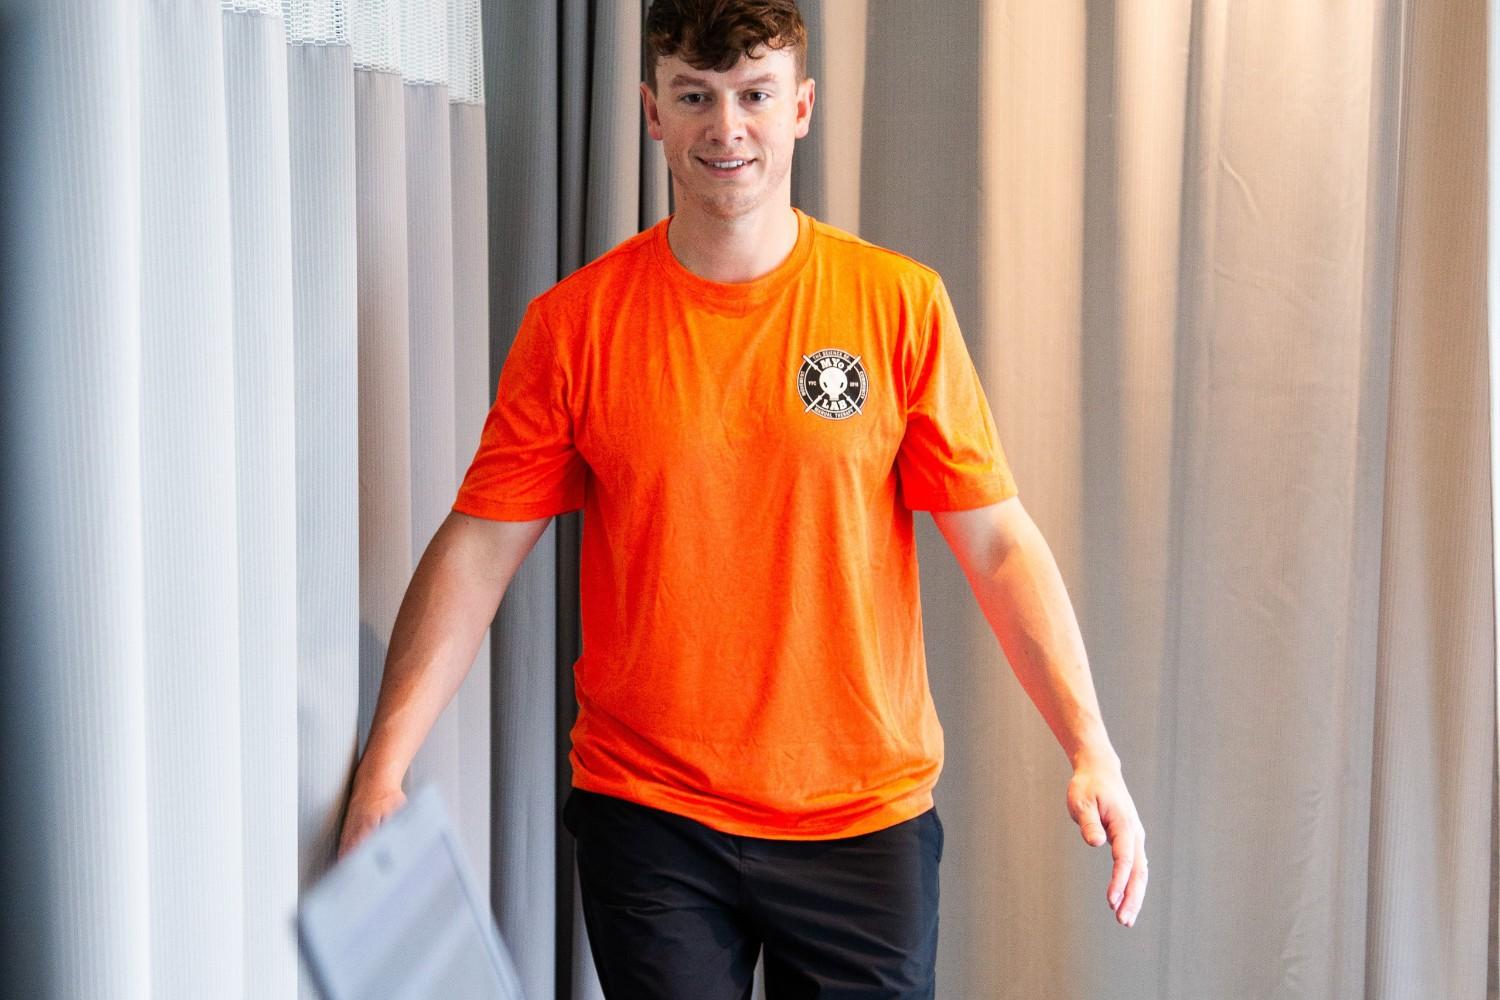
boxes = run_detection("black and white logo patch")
[797,348,868,420]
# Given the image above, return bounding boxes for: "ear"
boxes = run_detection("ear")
[641,81,664,141]
[794,77,816,139]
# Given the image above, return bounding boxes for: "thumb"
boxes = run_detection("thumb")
[1077,802,1107,847]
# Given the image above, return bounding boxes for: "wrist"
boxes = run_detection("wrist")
[353,748,408,795]
[1068,739,1120,773]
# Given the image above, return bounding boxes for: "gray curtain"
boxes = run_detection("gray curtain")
[482,1,1496,999]
[480,4,669,995]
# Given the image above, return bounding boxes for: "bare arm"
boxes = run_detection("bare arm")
[339,510,550,857]
[931,496,1148,927]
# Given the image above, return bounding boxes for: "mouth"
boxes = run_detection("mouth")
[697,156,755,177]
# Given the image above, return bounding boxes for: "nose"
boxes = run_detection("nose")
[705,97,747,147]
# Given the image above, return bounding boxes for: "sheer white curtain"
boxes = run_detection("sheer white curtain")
[4,1,491,997]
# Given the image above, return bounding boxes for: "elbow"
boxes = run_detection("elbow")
[934,496,1028,579]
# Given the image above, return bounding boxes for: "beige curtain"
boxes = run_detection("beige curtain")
[809,1,1493,997]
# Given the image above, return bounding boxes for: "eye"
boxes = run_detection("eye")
[745,91,771,103]
[679,93,706,105]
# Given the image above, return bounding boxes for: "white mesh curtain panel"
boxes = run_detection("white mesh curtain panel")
[3,1,491,997]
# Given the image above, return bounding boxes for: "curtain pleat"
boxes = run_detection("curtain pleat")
[482,3,565,997]
[451,94,494,900]
[402,73,464,843]
[1148,2,1394,992]
[354,66,414,767]
[1490,3,1500,994]
[222,8,301,998]
[286,36,363,1000]
[584,3,648,256]
[796,0,859,233]
[1364,1,1494,996]
[140,3,245,995]
[286,34,360,895]
[4,2,153,997]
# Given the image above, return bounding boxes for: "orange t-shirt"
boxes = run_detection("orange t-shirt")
[454,206,1018,839]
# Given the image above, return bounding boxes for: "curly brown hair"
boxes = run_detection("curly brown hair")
[643,0,808,94]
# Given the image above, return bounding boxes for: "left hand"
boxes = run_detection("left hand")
[1066,755,1148,927]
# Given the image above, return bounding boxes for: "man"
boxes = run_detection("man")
[340,1,1147,996]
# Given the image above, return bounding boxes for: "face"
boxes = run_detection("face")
[641,45,815,222]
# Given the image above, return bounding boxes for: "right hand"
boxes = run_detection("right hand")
[337,783,407,860]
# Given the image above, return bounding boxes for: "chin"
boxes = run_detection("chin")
[683,191,760,220]
[710,201,764,222]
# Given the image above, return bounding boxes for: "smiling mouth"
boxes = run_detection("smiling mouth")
[697,157,755,175]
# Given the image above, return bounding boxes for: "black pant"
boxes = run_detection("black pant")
[563,787,944,999]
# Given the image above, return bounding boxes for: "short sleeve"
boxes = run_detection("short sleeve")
[895,279,1019,511]
[453,301,588,520]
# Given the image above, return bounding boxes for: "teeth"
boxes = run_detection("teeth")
[706,159,747,168]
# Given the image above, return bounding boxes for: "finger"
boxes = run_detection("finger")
[1117,848,1149,927]
[338,819,372,861]
[1077,803,1108,848]
[1105,826,1137,911]
[1067,788,1108,848]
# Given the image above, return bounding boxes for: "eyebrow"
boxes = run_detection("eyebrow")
[667,73,781,89]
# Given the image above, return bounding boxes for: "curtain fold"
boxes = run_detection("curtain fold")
[480,4,568,996]
[1490,3,1500,996]
[402,71,463,831]
[451,88,495,909]
[141,4,245,994]
[223,9,300,998]
[1365,1,1493,994]
[3,2,153,996]
[286,30,359,911]
[283,24,366,988]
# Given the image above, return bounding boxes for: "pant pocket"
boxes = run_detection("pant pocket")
[927,806,944,864]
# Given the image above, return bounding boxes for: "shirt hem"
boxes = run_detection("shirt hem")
[452,493,578,521]
[568,775,938,840]
[904,478,1019,513]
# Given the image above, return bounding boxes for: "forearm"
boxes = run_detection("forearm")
[935,500,1146,925]
[354,512,547,791]
[959,516,1116,768]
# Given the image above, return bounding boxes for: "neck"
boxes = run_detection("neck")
[666,202,799,283]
